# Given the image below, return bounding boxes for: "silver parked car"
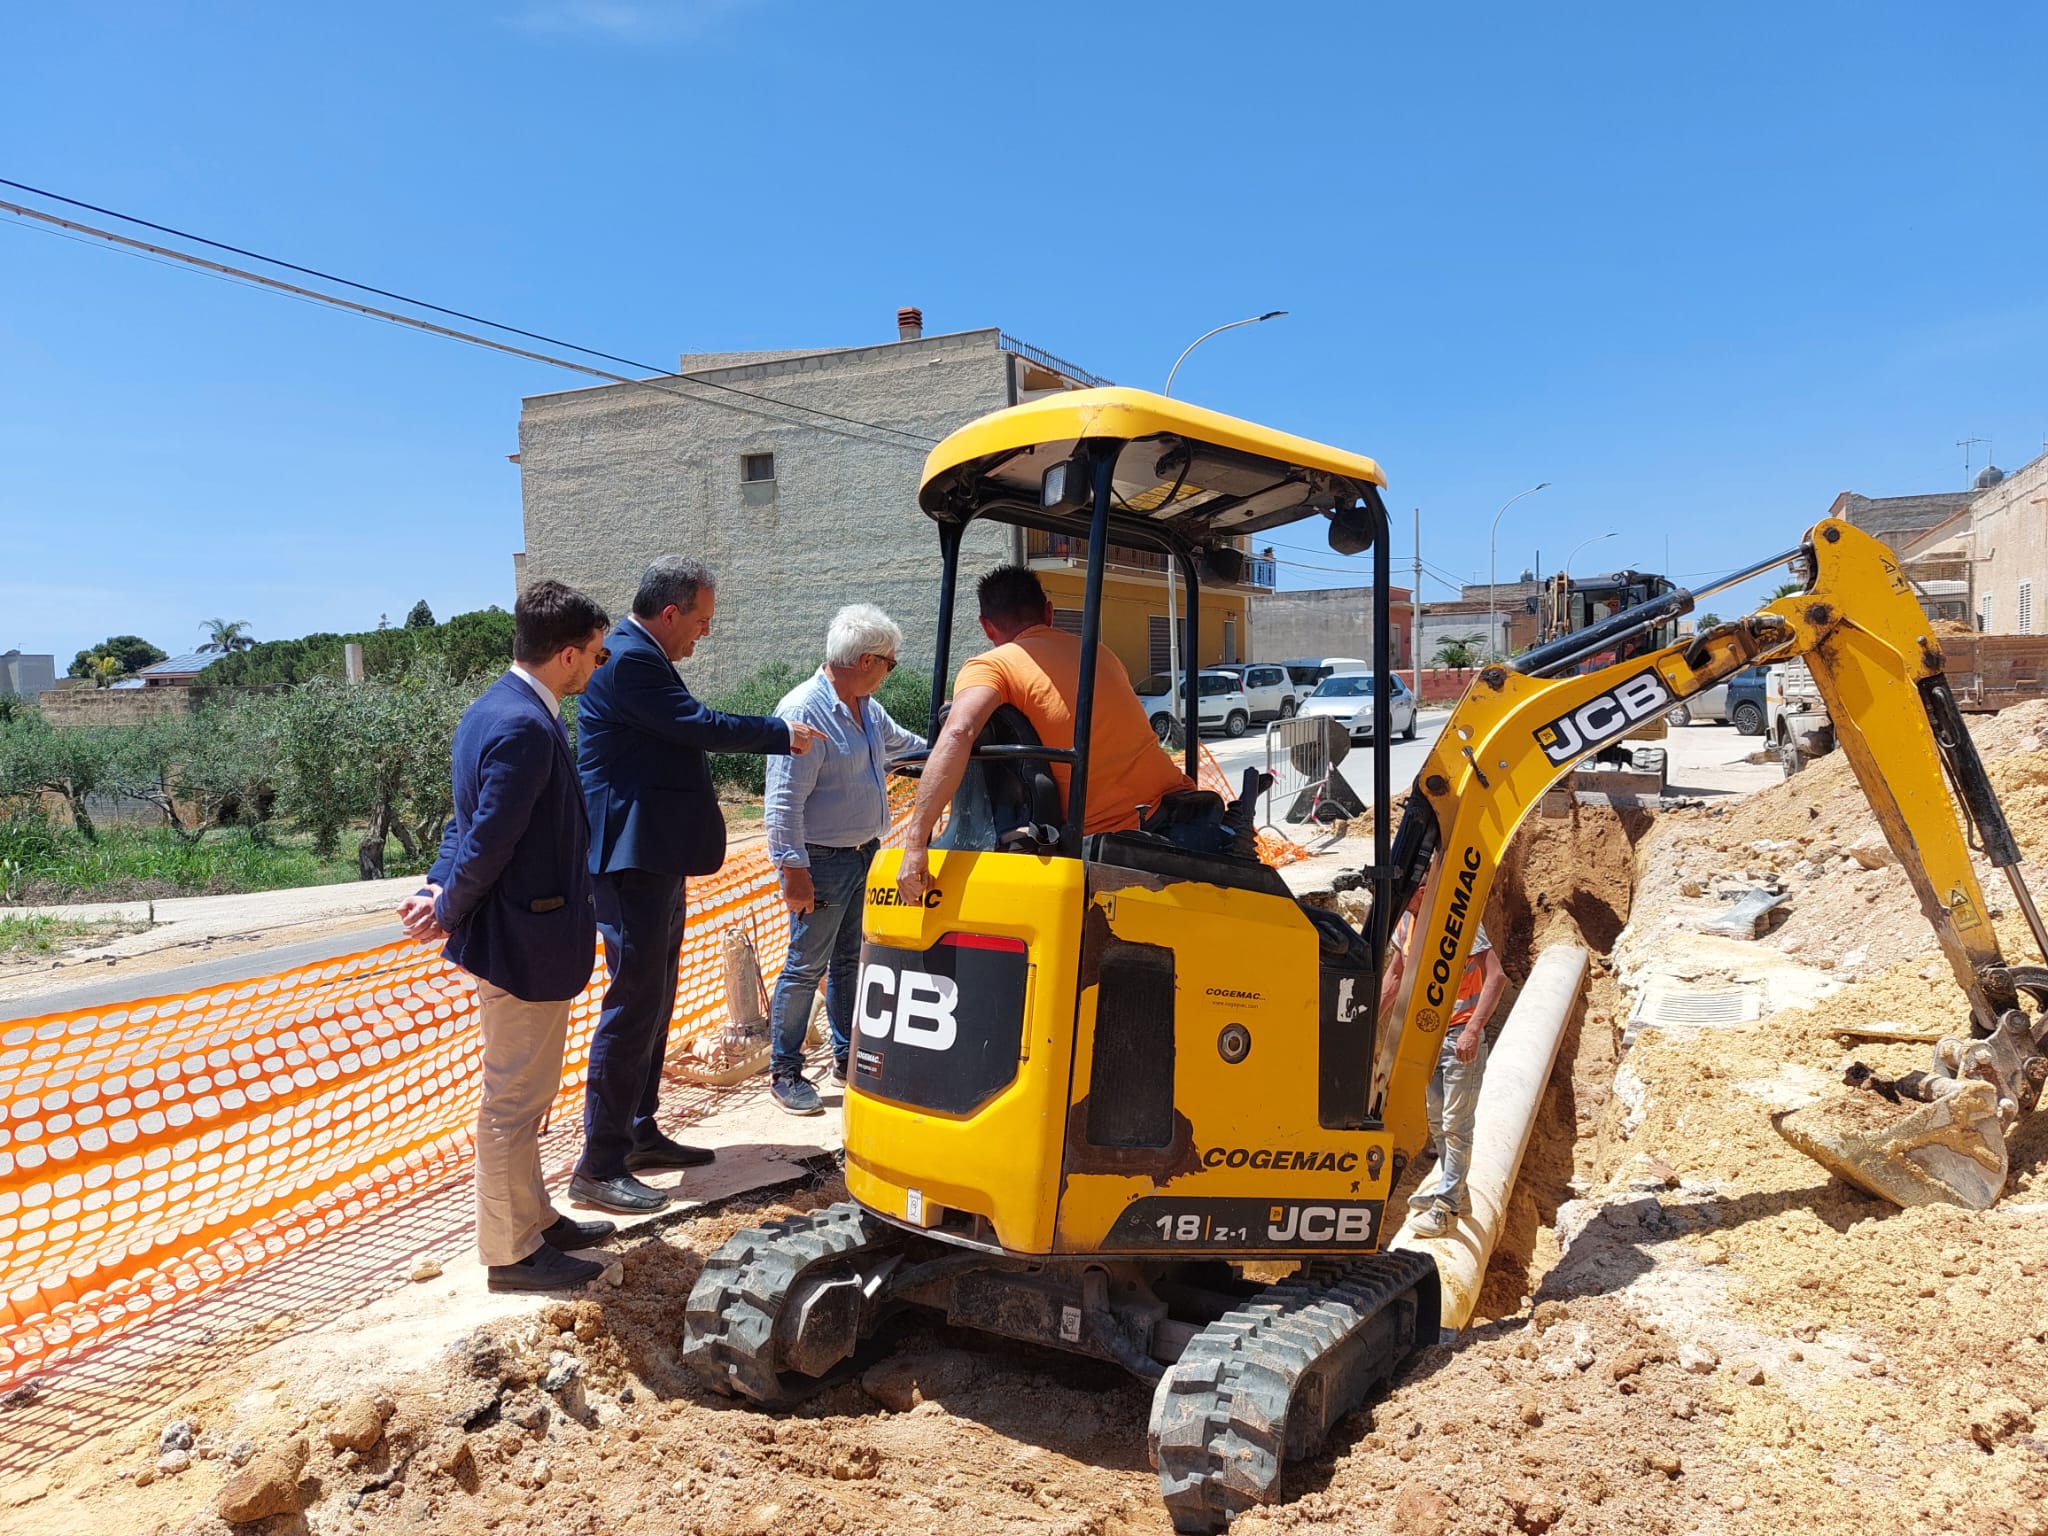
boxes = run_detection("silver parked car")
[1296,671,1418,742]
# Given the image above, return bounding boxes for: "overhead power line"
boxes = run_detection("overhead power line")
[0,181,938,452]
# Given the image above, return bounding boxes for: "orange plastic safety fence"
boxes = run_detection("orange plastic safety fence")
[0,778,1300,1388]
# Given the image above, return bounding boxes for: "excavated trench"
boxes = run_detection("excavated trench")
[1472,803,1651,1321]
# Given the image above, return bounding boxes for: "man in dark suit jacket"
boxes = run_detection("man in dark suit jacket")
[397,579,617,1293]
[569,556,821,1213]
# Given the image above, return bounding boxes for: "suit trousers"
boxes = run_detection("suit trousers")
[472,975,573,1267]
[579,867,688,1180]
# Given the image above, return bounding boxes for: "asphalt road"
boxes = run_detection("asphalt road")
[0,921,408,1023]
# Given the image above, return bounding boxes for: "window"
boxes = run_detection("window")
[1148,615,1172,674]
[1052,607,1084,635]
[2021,582,2033,636]
[1982,595,1994,633]
[742,453,776,483]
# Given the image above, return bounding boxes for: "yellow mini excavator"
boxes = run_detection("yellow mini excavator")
[682,389,2048,1530]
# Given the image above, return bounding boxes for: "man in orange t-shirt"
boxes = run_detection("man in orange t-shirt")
[896,566,1193,902]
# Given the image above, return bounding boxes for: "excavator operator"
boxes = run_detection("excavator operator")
[896,565,1193,903]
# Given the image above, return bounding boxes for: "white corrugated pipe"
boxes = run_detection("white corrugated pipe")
[1390,944,1589,1331]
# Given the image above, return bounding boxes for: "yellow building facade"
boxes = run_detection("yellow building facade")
[1027,534,1269,681]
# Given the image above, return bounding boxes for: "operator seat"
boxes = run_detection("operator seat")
[931,701,1063,852]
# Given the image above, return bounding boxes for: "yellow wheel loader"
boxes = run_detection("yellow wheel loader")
[681,389,2048,1531]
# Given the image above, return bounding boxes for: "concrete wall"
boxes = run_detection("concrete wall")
[0,652,56,698]
[1251,587,1411,667]
[1966,452,2048,634]
[37,687,199,726]
[518,329,1019,700]
[1418,607,1512,663]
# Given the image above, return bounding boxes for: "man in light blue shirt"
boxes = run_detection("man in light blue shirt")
[765,604,927,1113]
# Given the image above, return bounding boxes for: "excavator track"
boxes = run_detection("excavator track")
[682,1201,896,1404]
[1149,1249,1439,1533]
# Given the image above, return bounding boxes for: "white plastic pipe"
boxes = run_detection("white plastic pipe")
[1390,944,1588,1330]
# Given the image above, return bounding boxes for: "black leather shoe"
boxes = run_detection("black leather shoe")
[486,1242,605,1293]
[542,1213,618,1250]
[624,1133,716,1171]
[568,1172,672,1214]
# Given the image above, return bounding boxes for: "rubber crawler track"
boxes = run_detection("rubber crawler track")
[681,1201,885,1404]
[1149,1249,1440,1533]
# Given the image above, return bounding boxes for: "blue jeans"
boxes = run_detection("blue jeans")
[1409,1027,1486,1216]
[768,842,877,1080]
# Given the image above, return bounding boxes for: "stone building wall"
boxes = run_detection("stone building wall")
[1965,453,2048,634]
[517,329,1022,699]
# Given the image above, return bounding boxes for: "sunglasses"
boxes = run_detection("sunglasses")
[590,645,612,667]
[868,653,899,673]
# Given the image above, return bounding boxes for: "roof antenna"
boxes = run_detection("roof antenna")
[1957,436,1989,486]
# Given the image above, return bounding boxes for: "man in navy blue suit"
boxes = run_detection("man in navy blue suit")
[397,579,617,1293]
[569,556,822,1214]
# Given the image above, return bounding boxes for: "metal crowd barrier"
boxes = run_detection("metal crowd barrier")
[1262,715,1361,832]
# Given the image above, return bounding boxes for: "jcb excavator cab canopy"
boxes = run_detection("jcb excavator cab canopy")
[916,387,1399,855]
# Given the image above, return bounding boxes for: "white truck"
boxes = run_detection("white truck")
[1766,657,1834,776]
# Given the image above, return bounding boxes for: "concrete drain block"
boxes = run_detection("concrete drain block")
[1625,977,1765,1045]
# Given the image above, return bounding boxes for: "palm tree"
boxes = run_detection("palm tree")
[89,654,123,689]
[1432,634,1485,671]
[198,618,255,655]
[1769,582,1803,600]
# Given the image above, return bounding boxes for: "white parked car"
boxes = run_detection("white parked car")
[1206,662,1299,721]
[1135,669,1253,739]
[1297,671,1418,742]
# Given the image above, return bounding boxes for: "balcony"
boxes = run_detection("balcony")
[1026,532,1276,591]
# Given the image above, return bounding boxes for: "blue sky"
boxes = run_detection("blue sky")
[3,1,2044,666]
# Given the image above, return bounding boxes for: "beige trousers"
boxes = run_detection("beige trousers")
[471,975,573,1267]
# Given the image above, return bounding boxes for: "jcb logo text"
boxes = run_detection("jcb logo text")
[856,964,959,1051]
[1533,670,1672,765]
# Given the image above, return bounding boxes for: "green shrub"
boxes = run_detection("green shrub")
[703,661,935,796]
[707,661,810,795]
[205,608,514,686]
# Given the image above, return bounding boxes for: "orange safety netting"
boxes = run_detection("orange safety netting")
[0,747,1299,1388]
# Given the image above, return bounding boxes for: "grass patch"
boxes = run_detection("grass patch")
[0,914,152,963]
[7,827,421,904]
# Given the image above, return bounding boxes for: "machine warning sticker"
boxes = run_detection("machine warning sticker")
[1103,1197,1384,1251]
[1533,669,1673,765]
[1946,886,1983,931]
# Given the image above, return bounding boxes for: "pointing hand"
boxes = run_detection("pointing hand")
[788,721,824,755]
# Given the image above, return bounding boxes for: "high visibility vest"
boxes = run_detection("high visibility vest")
[1395,913,1491,1027]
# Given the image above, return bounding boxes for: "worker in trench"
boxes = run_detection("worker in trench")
[1379,883,1509,1238]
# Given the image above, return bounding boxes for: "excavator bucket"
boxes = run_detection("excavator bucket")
[1772,1077,2008,1211]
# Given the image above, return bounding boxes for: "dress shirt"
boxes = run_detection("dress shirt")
[766,668,926,868]
[508,664,560,717]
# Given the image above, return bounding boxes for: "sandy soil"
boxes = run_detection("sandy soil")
[14,710,2048,1536]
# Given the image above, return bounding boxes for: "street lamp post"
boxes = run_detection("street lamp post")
[1163,311,1288,398]
[1161,311,1288,684]
[1487,481,1551,659]
[1561,531,1619,588]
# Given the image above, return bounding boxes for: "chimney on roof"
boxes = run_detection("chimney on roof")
[897,306,924,342]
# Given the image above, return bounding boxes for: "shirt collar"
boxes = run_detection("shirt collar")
[508,663,560,717]
[814,666,863,721]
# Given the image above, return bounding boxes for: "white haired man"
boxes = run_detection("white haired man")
[764,605,928,1113]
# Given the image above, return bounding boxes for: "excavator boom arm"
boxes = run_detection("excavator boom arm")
[1370,518,2045,1208]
